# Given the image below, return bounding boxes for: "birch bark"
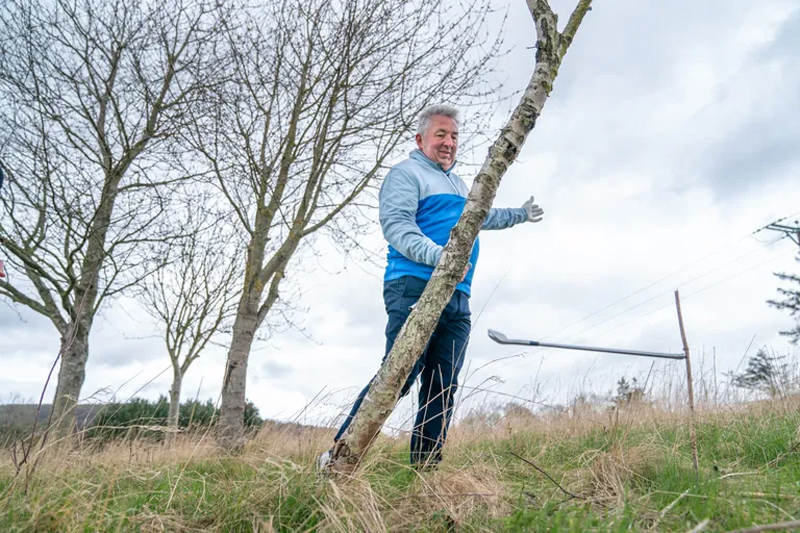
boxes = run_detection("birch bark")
[329,0,594,474]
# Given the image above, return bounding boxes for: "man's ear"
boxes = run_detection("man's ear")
[415,133,423,150]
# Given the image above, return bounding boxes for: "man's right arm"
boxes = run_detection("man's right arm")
[379,169,443,267]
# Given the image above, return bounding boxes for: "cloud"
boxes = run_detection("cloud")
[0,305,58,355]
[2,0,799,429]
[701,8,800,198]
[259,359,293,379]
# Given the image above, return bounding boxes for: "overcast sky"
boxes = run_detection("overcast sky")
[2,0,799,433]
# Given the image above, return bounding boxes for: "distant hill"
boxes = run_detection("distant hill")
[0,404,104,435]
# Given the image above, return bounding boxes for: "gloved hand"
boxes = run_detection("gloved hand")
[522,196,544,223]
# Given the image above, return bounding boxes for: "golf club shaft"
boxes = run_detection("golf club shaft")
[527,340,684,360]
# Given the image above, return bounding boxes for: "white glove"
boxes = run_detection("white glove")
[522,196,544,223]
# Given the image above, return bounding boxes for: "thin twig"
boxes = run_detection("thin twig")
[687,518,710,533]
[725,519,800,533]
[660,488,692,518]
[16,350,62,470]
[36,352,62,452]
[738,492,795,500]
[718,471,758,481]
[509,452,583,500]
[652,487,709,532]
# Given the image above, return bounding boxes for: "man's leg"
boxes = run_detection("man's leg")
[333,366,421,441]
[333,276,426,441]
[410,290,470,466]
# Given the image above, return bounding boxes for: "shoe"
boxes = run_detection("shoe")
[0,260,5,278]
[317,449,333,471]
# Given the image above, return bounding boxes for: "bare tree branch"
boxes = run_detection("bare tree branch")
[134,191,242,428]
[0,0,227,434]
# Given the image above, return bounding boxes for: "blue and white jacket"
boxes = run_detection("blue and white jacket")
[380,149,528,296]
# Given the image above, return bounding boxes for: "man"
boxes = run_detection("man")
[320,104,544,468]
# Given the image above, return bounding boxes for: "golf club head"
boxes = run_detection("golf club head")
[487,329,509,344]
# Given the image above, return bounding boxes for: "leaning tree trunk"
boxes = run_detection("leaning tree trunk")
[329,0,594,474]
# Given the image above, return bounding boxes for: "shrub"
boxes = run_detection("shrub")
[86,396,263,441]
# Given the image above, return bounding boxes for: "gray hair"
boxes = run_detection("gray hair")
[417,105,460,136]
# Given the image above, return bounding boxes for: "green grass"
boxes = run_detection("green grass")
[3,403,800,531]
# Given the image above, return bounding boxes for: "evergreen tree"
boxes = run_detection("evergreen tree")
[730,348,789,396]
[768,254,800,344]
[87,397,263,441]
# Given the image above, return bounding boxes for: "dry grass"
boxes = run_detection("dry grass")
[578,439,663,504]
[3,391,800,531]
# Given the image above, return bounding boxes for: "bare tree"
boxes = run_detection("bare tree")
[181,0,503,450]
[0,0,224,434]
[135,196,243,429]
[328,0,594,474]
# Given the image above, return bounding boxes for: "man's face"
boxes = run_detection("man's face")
[415,115,458,169]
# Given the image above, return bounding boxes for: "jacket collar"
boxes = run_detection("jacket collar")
[410,149,457,174]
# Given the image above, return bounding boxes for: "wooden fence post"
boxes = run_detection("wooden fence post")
[675,289,699,474]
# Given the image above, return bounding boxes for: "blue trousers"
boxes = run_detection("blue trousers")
[334,275,471,465]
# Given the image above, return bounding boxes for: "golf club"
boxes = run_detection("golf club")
[488,329,685,360]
